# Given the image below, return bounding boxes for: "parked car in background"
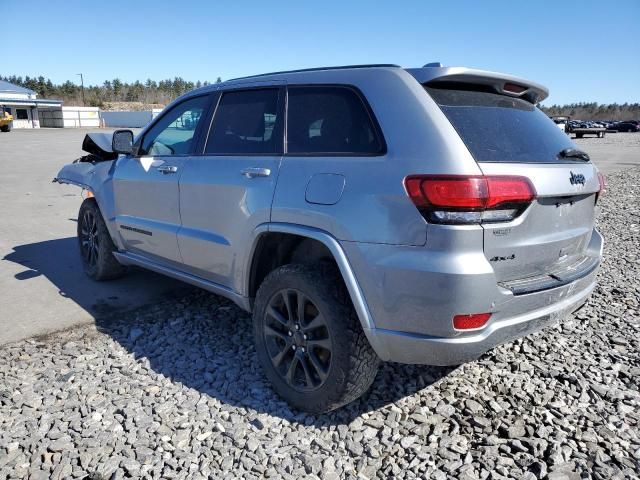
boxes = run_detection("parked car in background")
[609,122,640,132]
[54,63,605,412]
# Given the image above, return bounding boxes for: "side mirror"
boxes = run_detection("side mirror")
[112,129,134,155]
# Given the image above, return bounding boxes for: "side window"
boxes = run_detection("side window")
[16,109,29,120]
[139,95,210,156]
[205,89,282,155]
[286,86,383,155]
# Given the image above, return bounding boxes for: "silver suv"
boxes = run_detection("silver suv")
[56,64,604,413]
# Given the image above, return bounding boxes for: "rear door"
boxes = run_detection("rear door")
[425,85,601,284]
[177,86,284,288]
[113,94,213,264]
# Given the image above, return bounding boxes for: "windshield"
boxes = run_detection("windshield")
[426,86,578,163]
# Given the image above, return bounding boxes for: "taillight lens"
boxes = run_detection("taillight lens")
[404,175,535,225]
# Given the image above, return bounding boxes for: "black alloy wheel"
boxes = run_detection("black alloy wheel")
[79,208,99,269]
[77,198,127,281]
[252,264,380,413]
[263,288,332,391]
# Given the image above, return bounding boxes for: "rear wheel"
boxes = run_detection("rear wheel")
[77,199,127,280]
[253,264,379,413]
[0,125,10,132]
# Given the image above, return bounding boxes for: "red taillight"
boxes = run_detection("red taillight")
[453,313,492,330]
[404,175,535,224]
[419,176,487,209]
[485,177,535,208]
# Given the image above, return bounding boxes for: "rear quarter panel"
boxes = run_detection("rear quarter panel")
[271,68,482,245]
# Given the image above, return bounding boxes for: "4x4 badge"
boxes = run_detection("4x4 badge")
[569,171,586,185]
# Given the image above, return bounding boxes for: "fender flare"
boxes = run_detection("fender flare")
[246,223,389,359]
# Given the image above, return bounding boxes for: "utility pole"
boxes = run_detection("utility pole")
[77,73,85,106]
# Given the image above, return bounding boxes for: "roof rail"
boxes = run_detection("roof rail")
[226,64,401,82]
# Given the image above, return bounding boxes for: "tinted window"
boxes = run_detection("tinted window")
[426,86,576,163]
[16,109,28,120]
[140,95,210,156]
[205,89,282,155]
[287,87,383,155]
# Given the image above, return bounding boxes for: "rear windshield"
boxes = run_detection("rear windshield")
[426,86,577,163]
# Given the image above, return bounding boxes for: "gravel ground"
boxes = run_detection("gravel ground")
[1,169,639,480]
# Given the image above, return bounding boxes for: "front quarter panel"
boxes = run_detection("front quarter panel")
[55,160,121,248]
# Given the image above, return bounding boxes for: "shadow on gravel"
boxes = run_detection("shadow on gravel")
[92,290,455,425]
[5,237,454,425]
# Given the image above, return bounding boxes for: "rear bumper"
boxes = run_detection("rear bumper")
[343,228,602,365]
[368,274,594,365]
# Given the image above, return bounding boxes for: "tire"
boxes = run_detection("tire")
[253,263,380,413]
[0,124,10,132]
[77,198,127,281]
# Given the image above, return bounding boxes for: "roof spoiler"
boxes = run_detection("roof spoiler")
[406,66,549,104]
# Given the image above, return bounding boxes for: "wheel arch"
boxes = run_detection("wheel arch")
[245,224,380,344]
[79,191,122,251]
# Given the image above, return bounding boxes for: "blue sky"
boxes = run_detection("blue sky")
[1,0,638,105]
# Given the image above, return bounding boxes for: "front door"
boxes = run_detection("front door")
[177,87,284,288]
[113,94,213,265]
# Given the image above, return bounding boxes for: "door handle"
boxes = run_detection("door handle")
[157,165,178,174]
[240,167,271,178]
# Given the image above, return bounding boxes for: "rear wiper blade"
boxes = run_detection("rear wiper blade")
[558,148,590,162]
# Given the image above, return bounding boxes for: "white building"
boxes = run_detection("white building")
[0,80,62,128]
[1,79,153,129]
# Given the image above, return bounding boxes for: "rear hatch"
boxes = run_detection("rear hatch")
[425,84,601,291]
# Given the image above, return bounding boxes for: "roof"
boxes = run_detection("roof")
[227,64,401,83]
[0,80,35,95]
[0,98,62,107]
[185,63,548,104]
[188,64,402,96]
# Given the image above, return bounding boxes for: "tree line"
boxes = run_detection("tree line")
[0,75,222,108]
[1,74,638,119]
[539,102,640,121]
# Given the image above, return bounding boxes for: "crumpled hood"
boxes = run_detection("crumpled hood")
[82,133,118,160]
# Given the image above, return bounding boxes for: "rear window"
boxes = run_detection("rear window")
[426,86,576,163]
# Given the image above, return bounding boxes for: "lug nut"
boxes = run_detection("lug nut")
[288,331,292,337]
[303,334,307,340]
[301,347,306,353]
[292,345,296,351]
[295,324,300,330]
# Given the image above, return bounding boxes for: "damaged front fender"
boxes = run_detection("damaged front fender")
[53,133,121,248]
[53,131,119,194]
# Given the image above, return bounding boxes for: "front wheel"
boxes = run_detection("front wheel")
[77,199,127,280]
[0,124,10,132]
[253,264,380,413]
